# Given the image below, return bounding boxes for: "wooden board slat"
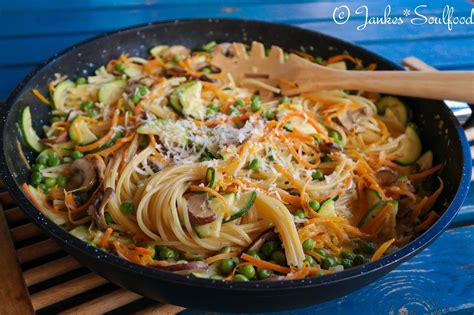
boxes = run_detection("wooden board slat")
[4,207,27,223]
[60,289,142,314]
[0,204,34,315]
[17,239,61,264]
[23,256,82,287]
[30,273,108,310]
[135,304,186,315]
[10,222,43,243]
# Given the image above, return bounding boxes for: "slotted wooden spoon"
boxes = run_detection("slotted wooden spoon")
[211,41,474,103]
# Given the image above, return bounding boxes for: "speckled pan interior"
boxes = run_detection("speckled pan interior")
[0,19,471,312]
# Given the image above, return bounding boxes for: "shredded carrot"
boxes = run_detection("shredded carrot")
[100,227,113,248]
[326,54,361,65]
[411,178,444,219]
[414,211,440,233]
[205,252,238,265]
[361,203,391,234]
[274,163,304,192]
[96,132,136,157]
[371,238,395,261]
[32,89,50,105]
[408,163,443,181]
[144,57,164,74]
[240,253,291,274]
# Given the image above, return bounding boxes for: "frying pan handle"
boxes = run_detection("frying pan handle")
[402,57,474,130]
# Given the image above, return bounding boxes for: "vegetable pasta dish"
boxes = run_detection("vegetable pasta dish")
[20,42,443,281]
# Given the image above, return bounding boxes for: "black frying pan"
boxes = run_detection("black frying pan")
[0,19,471,312]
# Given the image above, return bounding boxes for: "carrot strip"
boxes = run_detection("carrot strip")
[96,132,136,157]
[32,89,50,105]
[100,227,113,248]
[274,163,304,192]
[408,163,443,181]
[240,253,291,274]
[205,252,238,265]
[371,238,395,261]
[326,54,361,65]
[411,178,444,219]
[361,203,391,234]
[414,211,440,233]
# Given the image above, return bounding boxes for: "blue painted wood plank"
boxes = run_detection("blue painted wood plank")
[182,225,474,315]
[0,1,471,37]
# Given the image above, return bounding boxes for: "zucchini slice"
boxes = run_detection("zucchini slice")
[193,214,223,239]
[123,63,143,78]
[69,117,98,145]
[52,80,75,111]
[98,79,126,105]
[377,96,408,126]
[150,45,169,58]
[326,61,347,70]
[394,123,422,165]
[169,81,205,119]
[318,199,336,217]
[205,167,216,188]
[70,225,92,241]
[19,106,44,153]
[366,189,382,209]
[26,184,67,225]
[416,150,433,171]
[359,200,398,228]
[208,191,257,223]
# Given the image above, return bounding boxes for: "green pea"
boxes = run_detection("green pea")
[172,55,182,63]
[314,137,323,144]
[219,258,235,275]
[136,179,145,187]
[341,251,356,260]
[76,77,87,85]
[304,255,317,267]
[260,241,279,257]
[264,109,275,120]
[120,201,134,215]
[249,159,261,171]
[56,175,67,187]
[228,107,240,116]
[219,246,232,254]
[31,172,42,186]
[81,100,94,111]
[71,150,84,160]
[329,130,341,142]
[201,67,212,74]
[115,63,125,72]
[279,96,290,104]
[237,264,256,279]
[314,248,328,258]
[50,116,61,124]
[311,170,324,181]
[251,99,261,112]
[208,102,219,111]
[283,52,289,61]
[234,100,245,107]
[206,107,217,116]
[38,183,48,193]
[353,254,370,266]
[257,268,271,280]
[138,86,149,97]
[251,95,260,102]
[293,209,306,219]
[37,154,49,165]
[234,274,249,281]
[48,154,60,167]
[270,250,286,265]
[302,239,315,251]
[159,247,178,260]
[321,156,334,163]
[210,274,224,280]
[309,200,320,212]
[44,177,57,188]
[315,56,325,64]
[321,257,337,269]
[359,241,377,255]
[341,258,353,269]
[104,212,113,225]
[32,163,46,172]
[131,93,141,104]
[88,111,98,118]
[246,250,261,260]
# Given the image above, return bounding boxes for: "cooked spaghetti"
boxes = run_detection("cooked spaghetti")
[20,42,443,280]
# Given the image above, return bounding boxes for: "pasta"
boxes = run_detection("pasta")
[20,42,443,281]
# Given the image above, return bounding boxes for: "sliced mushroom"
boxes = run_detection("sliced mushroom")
[152,260,208,272]
[94,187,115,229]
[66,158,97,192]
[212,42,234,57]
[246,229,277,252]
[41,130,68,145]
[187,193,217,225]
[338,107,368,131]
[375,168,398,186]
[162,45,190,60]
[319,142,342,153]
[125,76,155,94]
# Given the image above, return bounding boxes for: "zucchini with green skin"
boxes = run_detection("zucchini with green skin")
[359,200,398,228]
[169,81,206,119]
[207,191,257,223]
[98,79,126,105]
[123,64,143,78]
[366,189,382,209]
[205,167,216,188]
[193,214,223,238]
[416,150,433,171]
[68,117,98,145]
[394,123,422,165]
[377,96,408,126]
[318,199,336,217]
[19,106,44,153]
[26,184,67,225]
[52,80,75,111]
[150,45,169,58]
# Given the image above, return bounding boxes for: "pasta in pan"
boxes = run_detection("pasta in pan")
[20,42,443,280]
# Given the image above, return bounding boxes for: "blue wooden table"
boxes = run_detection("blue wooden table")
[1,1,473,313]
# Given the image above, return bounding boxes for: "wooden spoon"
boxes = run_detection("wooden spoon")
[211,41,474,103]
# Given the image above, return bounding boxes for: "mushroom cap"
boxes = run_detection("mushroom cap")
[66,158,97,192]
[187,193,217,225]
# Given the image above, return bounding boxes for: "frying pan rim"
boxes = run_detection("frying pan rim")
[1,18,471,291]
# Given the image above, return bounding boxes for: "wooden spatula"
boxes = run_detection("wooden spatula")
[211,41,474,103]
